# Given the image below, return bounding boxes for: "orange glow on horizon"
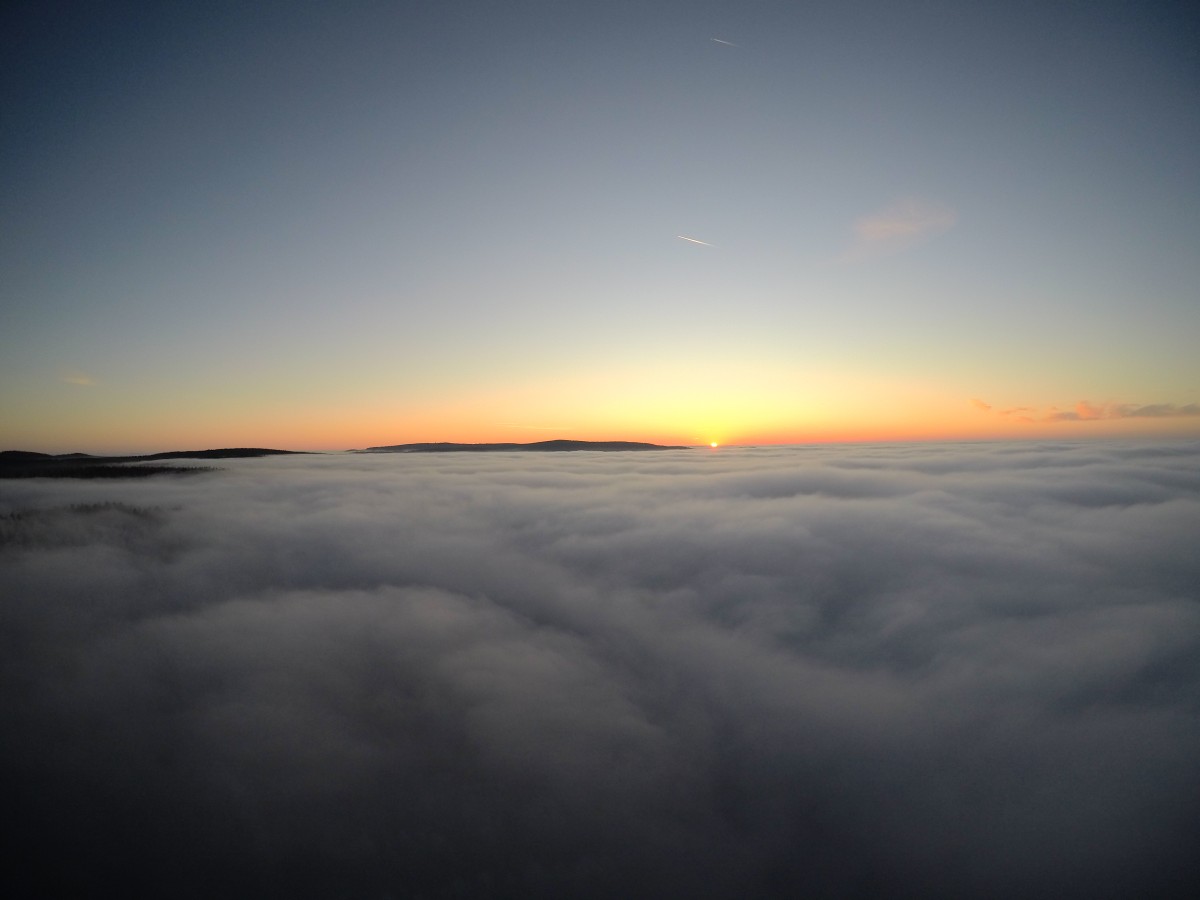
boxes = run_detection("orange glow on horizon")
[9,402,1200,455]
[5,360,1199,454]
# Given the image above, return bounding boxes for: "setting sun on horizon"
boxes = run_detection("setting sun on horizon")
[6,352,1198,454]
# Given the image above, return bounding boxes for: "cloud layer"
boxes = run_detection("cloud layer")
[3,443,1200,898]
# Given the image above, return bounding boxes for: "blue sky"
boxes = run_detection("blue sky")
[3,0,1198,450]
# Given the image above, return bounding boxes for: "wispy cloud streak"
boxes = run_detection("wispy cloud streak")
[841,196,956,261]
[1048,401,1200,421]
[976,398,1200,423]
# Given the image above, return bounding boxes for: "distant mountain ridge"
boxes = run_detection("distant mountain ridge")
[360,440,690,453]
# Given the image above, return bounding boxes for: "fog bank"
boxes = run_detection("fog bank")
[3,442,1199,898]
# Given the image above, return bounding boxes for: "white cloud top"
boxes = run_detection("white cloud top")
[3,443,1199,896]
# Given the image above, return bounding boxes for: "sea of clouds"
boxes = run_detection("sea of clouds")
[3,441,1199,898]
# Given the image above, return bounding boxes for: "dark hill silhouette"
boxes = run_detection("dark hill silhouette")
[136,448,305,460]
[0,448,303,479]
[360,440,690,453]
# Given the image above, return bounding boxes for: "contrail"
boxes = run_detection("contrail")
[677,235,715,247]
[711,38,740,47]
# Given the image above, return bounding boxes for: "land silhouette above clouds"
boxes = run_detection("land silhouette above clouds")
[359,440,691,453]
[0,448,303,479]
[0,442,691,477]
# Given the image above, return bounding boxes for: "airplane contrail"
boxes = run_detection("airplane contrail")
[711,38,740,47]
[677,235,715,247]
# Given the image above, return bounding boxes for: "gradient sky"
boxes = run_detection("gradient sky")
[2,0,1198,452]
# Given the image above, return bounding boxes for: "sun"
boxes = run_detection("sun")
[710,442,719,448]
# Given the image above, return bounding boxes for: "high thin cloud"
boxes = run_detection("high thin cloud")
[842,196,956,260]
[1048,401,1200,421]
[59,372,95,386]
[976,398,1200,423]
[3,444,1199,898]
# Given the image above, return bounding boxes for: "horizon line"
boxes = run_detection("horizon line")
[8,432,1199,458]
